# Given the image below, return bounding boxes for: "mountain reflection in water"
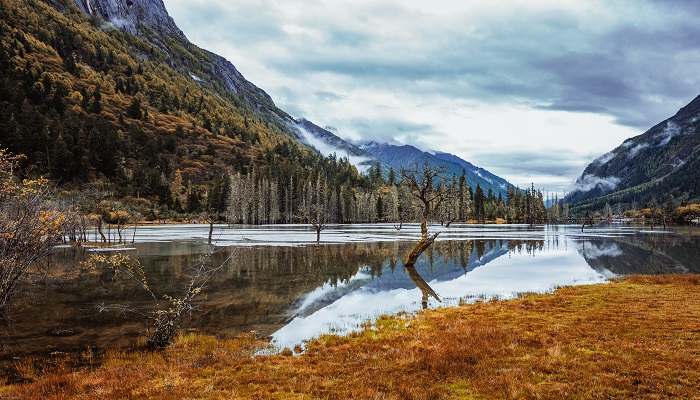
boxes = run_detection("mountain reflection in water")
[1,224,699,358]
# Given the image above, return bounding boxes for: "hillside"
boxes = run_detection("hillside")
[0,0,364,217]
[568,94,700,212]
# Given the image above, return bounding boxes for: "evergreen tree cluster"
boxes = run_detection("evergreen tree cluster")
[225,162,549,225]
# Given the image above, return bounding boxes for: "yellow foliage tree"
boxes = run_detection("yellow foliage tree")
[0,149,76,309]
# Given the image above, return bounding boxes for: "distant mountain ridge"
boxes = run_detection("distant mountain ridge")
[568,94,700,211]
[358,141,511,196]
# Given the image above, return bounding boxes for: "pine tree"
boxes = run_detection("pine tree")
[388,167,396,186]
[91,87,102,114]
[474,184,485,223]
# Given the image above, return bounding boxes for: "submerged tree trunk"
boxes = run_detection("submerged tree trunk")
[132,221,138,243]
[403,220,441,309]
[399,161,453,308]
[97,219,107,243]
[117,223,123,244]
[403,220,439,267]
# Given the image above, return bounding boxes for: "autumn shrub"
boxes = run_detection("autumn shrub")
[0,149,76,310]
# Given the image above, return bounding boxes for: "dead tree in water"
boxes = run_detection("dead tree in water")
[301,175,331,247]
[401,161,454,306]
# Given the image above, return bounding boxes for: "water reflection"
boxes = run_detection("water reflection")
[404,265,440,309]
[578,231,700,275]
[1,224,699,358]
[270,235,608,350]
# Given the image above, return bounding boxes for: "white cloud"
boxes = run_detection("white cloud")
[627,143,650,160]
[657,121,681,147]
[579,242,623,259]
[592,151,615,166]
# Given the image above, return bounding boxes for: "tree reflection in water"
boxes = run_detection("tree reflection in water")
[404,265,440,309]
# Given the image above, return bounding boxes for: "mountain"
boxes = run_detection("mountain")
[65,0,514,192]
[568,94,700,212]
[69,0,184,38]
[70,0,285,117]
[290,119,514,195]
[358,142,512,196]
[1,0,522,225]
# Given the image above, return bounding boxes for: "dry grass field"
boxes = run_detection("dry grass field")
[2,275,699,399]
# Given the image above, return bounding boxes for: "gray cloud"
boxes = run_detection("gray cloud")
[345,116,437,144]
[475,151,586,179]
[163,0,700,193]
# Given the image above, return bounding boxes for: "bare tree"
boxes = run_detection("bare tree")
[648,197,658,230]
[301,175,330,246]
[393,178,413,230]
[89,248,231,349]
[400,162,450,304]
[0,150,76,310]
[398,161,457,307]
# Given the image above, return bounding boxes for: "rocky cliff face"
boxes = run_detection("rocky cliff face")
[72,0,183,38]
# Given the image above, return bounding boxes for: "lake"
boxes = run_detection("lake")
[2,223,699,359]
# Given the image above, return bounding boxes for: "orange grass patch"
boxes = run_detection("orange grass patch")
[2,275,700,399]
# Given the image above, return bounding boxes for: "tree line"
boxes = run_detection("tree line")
[225,161,549,226]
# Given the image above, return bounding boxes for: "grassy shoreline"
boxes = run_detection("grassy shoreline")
[2,275,700,399]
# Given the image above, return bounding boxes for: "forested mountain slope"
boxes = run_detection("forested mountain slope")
[568,94,700,212]
[0,0,364,216]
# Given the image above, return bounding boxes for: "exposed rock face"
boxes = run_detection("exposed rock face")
[72,0,184,38]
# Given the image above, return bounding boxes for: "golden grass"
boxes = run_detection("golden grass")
[2,275,700,399]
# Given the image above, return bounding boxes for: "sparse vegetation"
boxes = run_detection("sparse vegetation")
[2,275,699,398]
[88,249,232,350]
[0,149,76,310]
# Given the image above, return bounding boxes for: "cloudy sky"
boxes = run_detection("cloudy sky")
[163,0,700,194]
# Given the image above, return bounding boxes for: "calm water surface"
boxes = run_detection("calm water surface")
[2,223,699,359]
